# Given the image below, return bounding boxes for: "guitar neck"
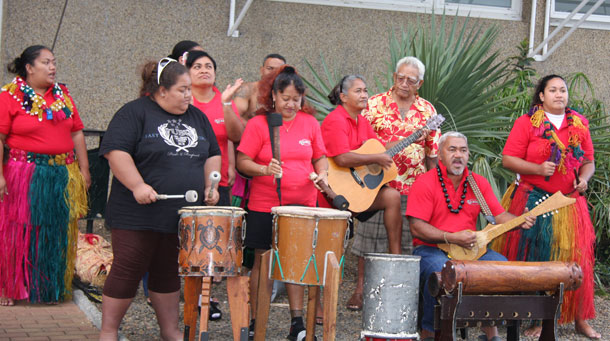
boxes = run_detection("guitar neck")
[485,216,525,241]
[385,129,424,157]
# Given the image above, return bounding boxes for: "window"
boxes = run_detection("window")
[267,0,522,20]
[551,0,610,30]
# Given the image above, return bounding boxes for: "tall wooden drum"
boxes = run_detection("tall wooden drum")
[178,206,246,277]
[270,206,351,286]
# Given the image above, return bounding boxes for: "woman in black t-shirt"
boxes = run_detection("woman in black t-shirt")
[98,58,221,340]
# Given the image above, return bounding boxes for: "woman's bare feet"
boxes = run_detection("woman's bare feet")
[524,325,542,338]
[575,319,601,339]
[0,296,15,306]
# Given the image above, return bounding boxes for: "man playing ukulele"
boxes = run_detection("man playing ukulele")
[407,132,535,340]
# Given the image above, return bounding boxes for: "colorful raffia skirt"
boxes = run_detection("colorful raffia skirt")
[490,182,595,323]
[0,148,87,302]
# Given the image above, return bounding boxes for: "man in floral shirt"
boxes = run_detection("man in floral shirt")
[346,56,440,311]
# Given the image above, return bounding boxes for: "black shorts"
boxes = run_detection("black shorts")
[103,229,180,299]
[244,210,273,250]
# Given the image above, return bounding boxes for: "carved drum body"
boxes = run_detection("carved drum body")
[178,206,246,277]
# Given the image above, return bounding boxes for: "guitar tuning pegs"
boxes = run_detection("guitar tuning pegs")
[542,213,547,218]
[555,210,559,214]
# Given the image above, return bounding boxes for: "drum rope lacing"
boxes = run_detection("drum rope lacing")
[271,214,286,280]
[338,217,352,280]
[300,217,321,283]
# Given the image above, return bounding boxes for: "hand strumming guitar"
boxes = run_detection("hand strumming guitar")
[374,153,394,169]
[446,230,477,249]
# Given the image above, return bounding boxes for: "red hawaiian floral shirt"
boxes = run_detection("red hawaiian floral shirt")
[363,89,440,195]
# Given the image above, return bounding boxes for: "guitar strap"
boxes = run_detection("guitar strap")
[466,174,496,225]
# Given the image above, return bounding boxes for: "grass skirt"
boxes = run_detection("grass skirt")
[490,182,595,323]
[0,149,87,302]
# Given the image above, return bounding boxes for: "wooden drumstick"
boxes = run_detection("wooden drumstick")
[309,172,349,210]
[208,171,221,200]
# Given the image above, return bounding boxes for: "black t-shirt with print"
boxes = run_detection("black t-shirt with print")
[100,96,221,233]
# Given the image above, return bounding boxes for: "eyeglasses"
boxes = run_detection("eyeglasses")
[396,74,420,86]
[157,57,177,85]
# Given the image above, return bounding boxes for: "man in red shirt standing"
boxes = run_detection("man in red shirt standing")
[407,131,535,340]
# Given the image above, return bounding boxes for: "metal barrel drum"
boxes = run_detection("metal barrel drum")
[361,253,420,340]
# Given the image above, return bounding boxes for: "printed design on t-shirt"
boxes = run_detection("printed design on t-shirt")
[214,118,224,124]
[158,119,198,152]
[199,218,224,254]
[299,139,311,146]
[466,199,479,205]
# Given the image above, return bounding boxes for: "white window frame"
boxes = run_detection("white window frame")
[267,0,522,21]
[550,0,610,30]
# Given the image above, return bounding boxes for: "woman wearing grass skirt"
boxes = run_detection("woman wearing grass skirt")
[0,45,90,306]
[491,74,599,339]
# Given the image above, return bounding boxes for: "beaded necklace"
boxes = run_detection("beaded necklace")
[437,165,468,214]
[1,77,73,122]
[528,104,586,174]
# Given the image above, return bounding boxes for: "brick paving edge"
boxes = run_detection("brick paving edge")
[72,289,129,341]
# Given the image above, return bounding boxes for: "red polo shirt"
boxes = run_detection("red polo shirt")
[192,86,240,187]
[237,112,326,213]
[406,163,504,247]
[318,105,380,207]
[0,84,84,154]
[502,113,594,194]
[321,105,378,157]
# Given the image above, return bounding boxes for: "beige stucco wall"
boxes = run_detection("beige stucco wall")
[1,0,608,131]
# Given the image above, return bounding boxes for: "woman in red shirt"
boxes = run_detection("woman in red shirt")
[492,75,599,339]
[0,45,90,306]
[237,65,328,340]
[186,50,245,205]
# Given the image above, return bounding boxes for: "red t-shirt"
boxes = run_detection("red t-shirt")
[192,87,239,187]
[502,113,594,194]
[0,84,84,154]
[321,105,378,157]
[406,163,504,247]
[237,112,327,212]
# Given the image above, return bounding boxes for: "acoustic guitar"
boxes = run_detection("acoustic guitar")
[326,114,445,212]
[436,191,576,260]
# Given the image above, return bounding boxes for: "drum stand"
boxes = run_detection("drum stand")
[183,275,250,341]
[253,250,342,341]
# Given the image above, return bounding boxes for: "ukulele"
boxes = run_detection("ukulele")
[326,114,445,212]
[436,191,576,260]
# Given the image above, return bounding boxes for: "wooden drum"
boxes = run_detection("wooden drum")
[178,206,246,277]
[270,206,351,286]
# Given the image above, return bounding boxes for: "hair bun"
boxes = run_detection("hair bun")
[282,66,296,74]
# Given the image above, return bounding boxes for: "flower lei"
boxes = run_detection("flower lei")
[528,104,586,174]
[1,77,73,122]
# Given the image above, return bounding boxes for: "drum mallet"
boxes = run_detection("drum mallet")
[309,172,349,210]
[207,171,221,200]
[156,190,199,203]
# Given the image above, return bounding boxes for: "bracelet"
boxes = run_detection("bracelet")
[260,165,266,176]
[443,232,449,244]
[223,101,232,106]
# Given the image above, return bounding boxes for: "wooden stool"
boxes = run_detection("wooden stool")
[183,276,250,341]
[429,260,582,341]
[253,250,342,341]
